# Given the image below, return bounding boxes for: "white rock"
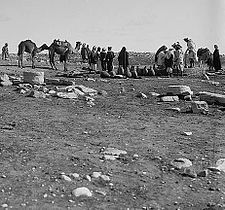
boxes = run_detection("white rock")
[61,174,72,182]
[199,92,225,106]
[92,172,102,178]
[85,175,92,181]
[216,159,225,172]
[149,92,160,97]
[160,96,179,102]
[167,85,193,96]
[56,92,78,99]
[103,148,127,157]
[72,187,92,197]
[100,175,110,181]
[171,158,192,169]
[182,131,193,136]
[1,204,8,208]
[136,92,147,98]
[71,173,80,178]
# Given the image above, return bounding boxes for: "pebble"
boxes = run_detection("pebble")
[43,193,48,198]
[100,175,110,182]
[171,158,192,169]
[71,173,80,179]
[182,131,192,136]
[92,172,102,178]
[72,187,92,197]
[1,204,8,208]
[95,190,106,196]
[62,175,72,182]
[85,175,92,182]
[197,170,208,177]
[183,168,197,178]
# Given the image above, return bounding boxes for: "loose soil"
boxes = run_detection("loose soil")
[0,57,225,210]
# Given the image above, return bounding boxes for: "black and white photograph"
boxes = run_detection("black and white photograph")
[0,0,225,209]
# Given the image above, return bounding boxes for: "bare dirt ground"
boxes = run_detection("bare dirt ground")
[0,55,225,210]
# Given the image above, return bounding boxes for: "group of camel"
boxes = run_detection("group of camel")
[17,39,82,71]
[17,39,213,72]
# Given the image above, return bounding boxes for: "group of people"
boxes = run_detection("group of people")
[80,44,115,72]
[155,38,222,77]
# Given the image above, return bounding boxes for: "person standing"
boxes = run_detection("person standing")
[118,46,129,74]
[213,44,222,72]
[90,46,98,71]
[96,47,102,71]
[81,43,88,62]
[2,43,9,60]
[100,48,107,71]
[173,43,184,77]
[165,48,174,76]
[106,46,115,72]
[86,44,92,69]
[183,38,197,68]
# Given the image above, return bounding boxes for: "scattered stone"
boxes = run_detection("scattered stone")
[0,74,13,86]
[202,73,210,80]
[191,101,209,114]
[208,167,221,172]
[27,90,48,98]
[136,92,147,98]
[183,168,197,178]
[43,193,48,198]
[95,190,106,196]
[61,174,72,182]
[199,92,225,106]
[133,154,139,159]
[167,85,193,96]
[197,170,209,177]
[182,131,192,136]
[149,92,160,97]
[71,173,80,179]
[56,92,78,99]
[1,204,8,208]
[100,175,110,182]
[72,187,92,197]
[216,158,225,172]
[166,107,181,112]
[75,85,97,96]
[184,95,192,101]
[160,96,179,102]
[171,158,192,169]
[85,175,92,182]
[98,90,108,96]
[92,172,102,178]
[103,148,127,160]
[103,155,117,161]
[23,71,45,85]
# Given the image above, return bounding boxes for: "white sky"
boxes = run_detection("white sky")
[0,0,224,53]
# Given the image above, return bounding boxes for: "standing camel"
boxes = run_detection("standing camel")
[48,40,81,71]
[17,40,49,68]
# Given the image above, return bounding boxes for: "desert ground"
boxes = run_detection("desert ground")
[0,53,225,210]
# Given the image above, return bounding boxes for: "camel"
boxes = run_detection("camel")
[17,40,49,68]
[48,40,82,71]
